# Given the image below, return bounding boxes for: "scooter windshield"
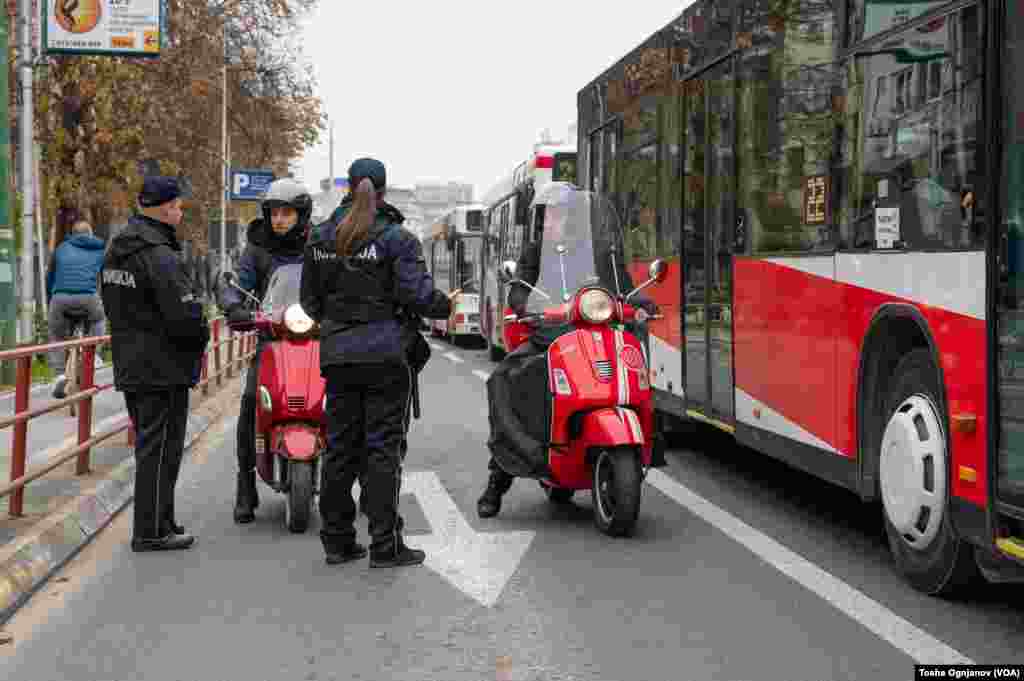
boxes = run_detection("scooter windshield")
[261,263,303,315]
[524,185,629,316]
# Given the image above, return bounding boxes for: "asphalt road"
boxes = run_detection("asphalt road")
[3,335,1024,681]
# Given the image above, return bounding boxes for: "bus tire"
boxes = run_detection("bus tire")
[879,349,980,597]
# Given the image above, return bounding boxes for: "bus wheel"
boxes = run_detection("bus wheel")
[879,349,979,597]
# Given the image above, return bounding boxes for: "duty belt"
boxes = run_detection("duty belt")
[333,301,396,323]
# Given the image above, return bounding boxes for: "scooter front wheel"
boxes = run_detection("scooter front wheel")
[592,447,642,537]
[285,460,314,533]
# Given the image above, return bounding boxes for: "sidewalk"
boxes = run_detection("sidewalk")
[0,376,241,625]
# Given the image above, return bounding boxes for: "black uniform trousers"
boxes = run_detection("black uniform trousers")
[320,363,412,554]
[124,388,190,541]
[236,338,267,473]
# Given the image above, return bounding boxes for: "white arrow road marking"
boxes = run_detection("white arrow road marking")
[645,469,973,664]
[402,470,535,608]
[472,370,491,381]
[429,343,443,351]
[444,352,464,364]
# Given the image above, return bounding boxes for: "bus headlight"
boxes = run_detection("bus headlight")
[579,289,614,324]
[284,304,315,335]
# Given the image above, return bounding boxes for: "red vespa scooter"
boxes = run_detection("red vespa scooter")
[497,184,668,537]
[224,264,325,533]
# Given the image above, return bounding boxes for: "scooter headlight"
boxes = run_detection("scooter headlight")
[284,304,315,335]
[579,289,614,324]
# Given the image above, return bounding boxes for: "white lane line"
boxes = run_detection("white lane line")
[472,370,491,381]
[443,352,464,364]
[645,469,973,665]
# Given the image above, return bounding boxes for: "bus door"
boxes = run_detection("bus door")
[997,0,1024,512]
[683,61,737,421]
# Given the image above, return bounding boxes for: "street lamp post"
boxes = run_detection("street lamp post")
[220,22,228,270]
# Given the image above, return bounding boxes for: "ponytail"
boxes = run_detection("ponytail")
[335,178,378,256]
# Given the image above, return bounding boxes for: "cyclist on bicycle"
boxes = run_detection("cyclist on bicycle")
[47,219,106,399]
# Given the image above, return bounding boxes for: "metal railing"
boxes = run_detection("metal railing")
[0,318,258,516]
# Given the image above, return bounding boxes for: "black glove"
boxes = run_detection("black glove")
[227,306,254,326]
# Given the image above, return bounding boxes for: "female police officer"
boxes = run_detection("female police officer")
[300,158,455,567]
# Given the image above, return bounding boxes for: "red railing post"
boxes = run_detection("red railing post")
[9,356,31,516]
[226,326,235,378]
[76,343,97,475]
[213,318,222,387]
[201,342,210,396]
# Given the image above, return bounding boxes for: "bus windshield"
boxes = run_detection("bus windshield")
[456,236,482,293]
[465,210,483,232]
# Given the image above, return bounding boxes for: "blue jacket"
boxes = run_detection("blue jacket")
[46,234,106,302]
[300,199,451,368]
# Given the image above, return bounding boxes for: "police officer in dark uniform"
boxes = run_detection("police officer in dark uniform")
[100,177,210,552]
[301,158,455,567]
[220,178,312,523]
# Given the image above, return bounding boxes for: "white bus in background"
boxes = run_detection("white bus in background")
[479,143,578,360]
[422,204,486,343]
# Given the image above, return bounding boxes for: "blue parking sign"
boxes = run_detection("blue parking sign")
[230,169,275,201]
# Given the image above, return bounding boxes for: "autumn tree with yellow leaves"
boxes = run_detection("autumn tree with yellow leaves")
[23,0,324,252]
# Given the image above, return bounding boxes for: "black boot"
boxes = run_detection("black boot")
[234,396,260,524]
[234,471,258,524]
[369,536,425,568]
[325,540,368,565]
[477,469,514,518]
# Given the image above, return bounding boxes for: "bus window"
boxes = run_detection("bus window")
[553,153,578,184]
[466,209,483,232]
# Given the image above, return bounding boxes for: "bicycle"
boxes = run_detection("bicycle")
[56,312,101,417]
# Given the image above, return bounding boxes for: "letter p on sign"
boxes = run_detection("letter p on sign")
[233,173,250,196]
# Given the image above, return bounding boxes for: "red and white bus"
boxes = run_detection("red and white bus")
[479,143,578,360]
[422,205,485,342]
[577,0,1024,594]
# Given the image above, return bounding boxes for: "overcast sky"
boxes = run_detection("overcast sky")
[296,1,691,200]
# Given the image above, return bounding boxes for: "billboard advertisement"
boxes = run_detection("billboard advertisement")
[43,0,162,57]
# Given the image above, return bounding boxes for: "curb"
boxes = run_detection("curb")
[0,392,230,626]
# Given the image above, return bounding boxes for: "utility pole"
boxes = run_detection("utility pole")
[17,0,34,343]
[220,21,228,270]
[0,6,15,382]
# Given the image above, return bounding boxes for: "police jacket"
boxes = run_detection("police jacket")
[46,234,106,303]
[220,217,306,312]
[100,214,210,390]
[300,199,451,368]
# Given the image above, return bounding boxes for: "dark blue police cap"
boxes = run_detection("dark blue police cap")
[348,158,386,191]
[139,176,182,207]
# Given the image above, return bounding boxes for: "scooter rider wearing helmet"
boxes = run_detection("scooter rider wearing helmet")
[478,183,659,518]
[220,177,313,523]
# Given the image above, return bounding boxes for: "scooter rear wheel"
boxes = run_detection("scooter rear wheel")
[285,460,314,533]
[592,447,642,537]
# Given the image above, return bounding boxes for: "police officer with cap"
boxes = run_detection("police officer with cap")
[101,176,210,552]
[301,158,456,567]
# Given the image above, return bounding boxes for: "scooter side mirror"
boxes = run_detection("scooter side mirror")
[649,259,669,284]
[626,259,670,303]
[501,260,518,280]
